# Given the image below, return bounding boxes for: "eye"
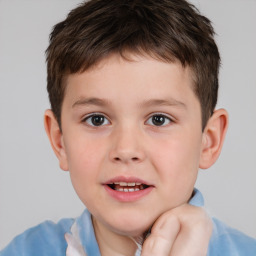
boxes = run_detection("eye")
[83,114,110,127]
[146,114,172,126]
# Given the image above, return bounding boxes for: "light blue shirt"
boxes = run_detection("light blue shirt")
[1,189,256,255]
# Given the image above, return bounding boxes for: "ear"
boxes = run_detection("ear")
[199,109,229,169]
[44,109,69,171]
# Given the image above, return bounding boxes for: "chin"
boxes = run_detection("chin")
[91,204,161,238]
[107,215,153,238]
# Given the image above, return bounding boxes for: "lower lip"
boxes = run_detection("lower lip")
[104,185,153,202]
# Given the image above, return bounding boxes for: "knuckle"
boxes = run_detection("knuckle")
[151,212,180,235]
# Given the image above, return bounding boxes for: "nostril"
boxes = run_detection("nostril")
[113,156,139,162]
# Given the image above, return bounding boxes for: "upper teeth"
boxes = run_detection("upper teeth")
[113,182,142,186]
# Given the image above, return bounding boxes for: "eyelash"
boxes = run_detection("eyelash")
[82,113,110,127]
[146,113,173,127]
[82,113,173,127]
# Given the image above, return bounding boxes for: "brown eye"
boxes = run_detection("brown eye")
[92,115,105,126]
[84,114,110,126]
[146,114,172,126]
[152,115,165,126]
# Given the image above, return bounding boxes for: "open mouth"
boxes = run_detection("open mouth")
[107,182,150,192]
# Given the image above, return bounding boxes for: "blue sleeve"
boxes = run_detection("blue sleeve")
[0,218,74,256]
[208,218,256,256]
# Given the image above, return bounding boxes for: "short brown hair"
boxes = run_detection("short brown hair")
[46,0,220,130]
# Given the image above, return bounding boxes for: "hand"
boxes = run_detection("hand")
[141,204,212,256]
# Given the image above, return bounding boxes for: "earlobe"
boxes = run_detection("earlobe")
[199,109,229,169]
[44,109,69,171]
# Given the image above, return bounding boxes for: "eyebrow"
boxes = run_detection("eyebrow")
[72,97,186,109]
[72,97,111,108]
[140,98,186,109]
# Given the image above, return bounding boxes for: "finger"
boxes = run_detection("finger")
[170,206,212,256]
[141,213,180,256]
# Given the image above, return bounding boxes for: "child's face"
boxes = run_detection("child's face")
[60,54,204,237]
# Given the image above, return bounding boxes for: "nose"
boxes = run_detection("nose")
[109,125,146,164]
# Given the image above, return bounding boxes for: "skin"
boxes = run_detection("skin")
[45,53,228,255]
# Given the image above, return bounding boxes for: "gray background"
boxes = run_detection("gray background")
[0,0,255,249]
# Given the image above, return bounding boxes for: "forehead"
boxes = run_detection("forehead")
[63,53,198,109]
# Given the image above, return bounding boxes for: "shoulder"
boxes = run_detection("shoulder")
[190,189,256,255]
[208,217,256,256]
[0,217,74,256]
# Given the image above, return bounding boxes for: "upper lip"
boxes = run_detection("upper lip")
[103,176,153,186]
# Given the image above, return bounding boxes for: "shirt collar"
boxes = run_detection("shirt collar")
[189,188,205,207]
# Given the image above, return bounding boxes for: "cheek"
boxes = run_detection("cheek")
[66,140,105,207]
[151,133,201,182]
[65,133,104,168]
[151,138,201,207]
[64,137,106,191]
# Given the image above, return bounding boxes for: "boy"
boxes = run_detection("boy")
[1,0,256,255]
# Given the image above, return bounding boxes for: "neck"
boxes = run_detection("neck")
[92,216,139,256]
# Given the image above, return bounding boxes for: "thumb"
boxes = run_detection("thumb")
[141,214,180,256]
